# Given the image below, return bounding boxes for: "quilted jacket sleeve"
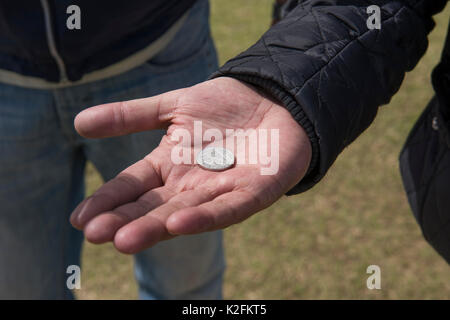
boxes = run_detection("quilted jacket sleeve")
[210,0,448,194]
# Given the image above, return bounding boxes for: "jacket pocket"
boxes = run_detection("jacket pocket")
[399,96,450,263]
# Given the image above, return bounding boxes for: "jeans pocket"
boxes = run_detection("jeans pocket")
[143,32,216,74]
[0,83,56,141]
[143,0,215,73]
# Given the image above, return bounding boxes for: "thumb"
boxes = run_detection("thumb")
[74,89,182,138]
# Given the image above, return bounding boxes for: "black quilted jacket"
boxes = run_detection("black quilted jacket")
[212,0,449,194]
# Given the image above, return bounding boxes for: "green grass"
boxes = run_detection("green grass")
[77,1,450,299]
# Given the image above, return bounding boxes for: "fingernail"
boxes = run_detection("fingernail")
[70,199,88,228]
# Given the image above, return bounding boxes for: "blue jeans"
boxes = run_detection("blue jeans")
[0,0,224,299]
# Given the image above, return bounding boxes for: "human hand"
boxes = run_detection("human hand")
[70,77,311,254]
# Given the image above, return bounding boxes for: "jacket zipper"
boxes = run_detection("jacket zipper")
[40,0,68,82]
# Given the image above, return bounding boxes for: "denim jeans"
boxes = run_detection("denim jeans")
[0,0,225,299]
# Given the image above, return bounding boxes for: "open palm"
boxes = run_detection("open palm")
[70,77,311,254]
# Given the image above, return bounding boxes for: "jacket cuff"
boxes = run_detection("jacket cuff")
[209,71,322,194]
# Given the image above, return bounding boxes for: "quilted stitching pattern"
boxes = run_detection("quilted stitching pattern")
[211,0,448,194]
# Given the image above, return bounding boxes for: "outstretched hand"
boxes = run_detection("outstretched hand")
[70,77,311,254]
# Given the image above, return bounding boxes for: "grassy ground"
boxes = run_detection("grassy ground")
[77,1,450,299]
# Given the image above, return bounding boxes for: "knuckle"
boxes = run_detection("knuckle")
[113,101,128,132]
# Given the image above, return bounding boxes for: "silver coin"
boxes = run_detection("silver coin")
[196,147,235,171]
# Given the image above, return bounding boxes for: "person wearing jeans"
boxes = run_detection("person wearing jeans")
[0,0,224,299]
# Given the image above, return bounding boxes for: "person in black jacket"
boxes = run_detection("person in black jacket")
[71,0,450,262]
